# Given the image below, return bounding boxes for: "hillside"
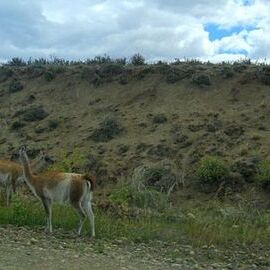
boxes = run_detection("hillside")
[1,60,270,268]
[1,60,270,193]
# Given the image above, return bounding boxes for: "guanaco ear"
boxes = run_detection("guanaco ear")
[38,149,45,158]
[23,145,27,150]
[44,155,54,164]
[19,145,27,153]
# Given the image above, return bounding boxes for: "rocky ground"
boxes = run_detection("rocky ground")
[0,226,269,270]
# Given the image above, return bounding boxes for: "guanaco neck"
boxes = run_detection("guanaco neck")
[20,152,35,186]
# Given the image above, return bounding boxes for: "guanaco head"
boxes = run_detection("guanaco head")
[38,150,54,165]
[19,145,28,162]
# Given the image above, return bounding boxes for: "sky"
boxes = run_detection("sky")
[0,0,269,63]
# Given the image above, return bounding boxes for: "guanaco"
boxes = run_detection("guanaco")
[0,151,53,206]
[19,146,95,237]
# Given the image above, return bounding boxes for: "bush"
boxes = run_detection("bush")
[44,66,66,81]
[99,64,124,76]
[130,53,145,65]
[26,66,45,78]
[81,67,101,85]
[14,106,48,122]
[192,73,211,86]
[44,70,55,81]
[47,119,59,130]
[165,67,192,83]
[231,157,259,182]
[221,66,234,78]
[152,114,167,124]
[0,67,13,83]
[109,184,169,211]
[49,150,86,173]
[256,160,270,190]
[10,121,25,131]
[131,161,178,193]
[90,117,122,142]
[9,79,24,93]
[7,57,26,66]
[257,66,270,85]
[196,156,229,186]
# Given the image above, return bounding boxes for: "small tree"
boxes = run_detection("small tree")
[130,53,145,65]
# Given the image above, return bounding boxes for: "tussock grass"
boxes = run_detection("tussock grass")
[0,194,269,247]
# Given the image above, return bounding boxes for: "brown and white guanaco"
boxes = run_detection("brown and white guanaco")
[19,146,95,237]
[0,151,53,206]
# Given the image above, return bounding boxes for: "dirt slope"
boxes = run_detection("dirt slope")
[0,62,270,184]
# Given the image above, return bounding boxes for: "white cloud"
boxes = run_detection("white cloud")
[0,0,270,62]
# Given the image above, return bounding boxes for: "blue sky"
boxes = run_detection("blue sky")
[0,0,269,62]
[204,24,256,42]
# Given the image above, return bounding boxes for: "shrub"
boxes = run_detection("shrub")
[86,55,113,65]
[109,184,169,211]
[44,66,66,81]
[49,150,86,173]
[14,106,48,122]
[192,73,211,86]
[44,70,55,81]
[81,67,101,86]
[115,57,127,65]
[152,114,167,124]
[47,119,60,130]
[130,53,145,65]
[165,67,193,83]
[7,57,26,66]
[119,74,128,84]
[257,66,270,85]
[9,79,24,93]
[231,157,259,182]
[256,160,270,190]
[90,117,122,142]
[0,67,13,83]
[196,156,229,186]
[26,66,45,78]
[79,154,108,186]
[10,121,25,131]
[98,64,124,78]
[131,161,178,193]
[233,63,247,72]
[221,66,234,78]
[147,144,173,158]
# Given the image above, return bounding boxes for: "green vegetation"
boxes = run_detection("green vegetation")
[14,106,48,122]
[47,119,60,130]
[109,183,169,211]
[44,66,66,81]
[10,121,25,131]
[192,73,211,86]
[152,114,167,124]
[131,163,178,193]
[256,160,270,190]
[9,79,24,93]
[0,67,13,82]
[90,117,122,142]
[131,53,145,65]
[48,149,86,172]
[196,156,229,186]
[0,194,270,247]
[1,56,270,253]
